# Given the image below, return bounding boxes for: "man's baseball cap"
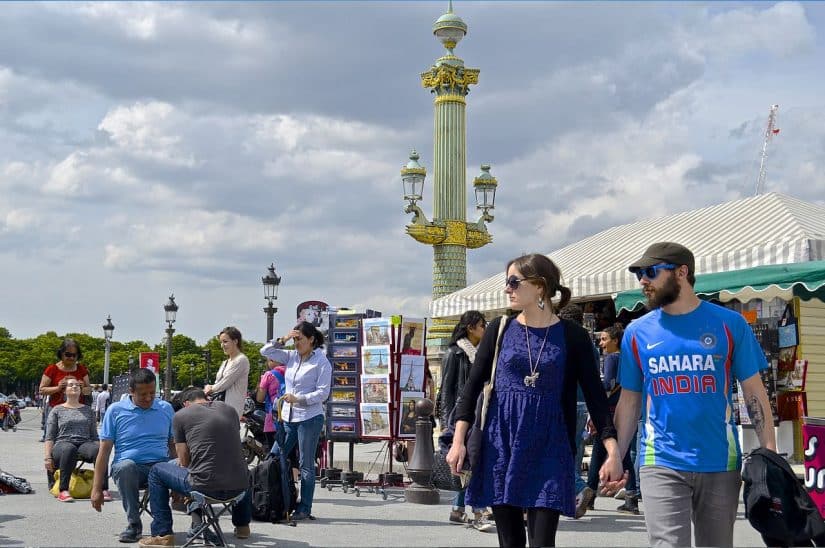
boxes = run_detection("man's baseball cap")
[628,242,695,274]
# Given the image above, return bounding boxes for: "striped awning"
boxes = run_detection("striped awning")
[430,192,825,318]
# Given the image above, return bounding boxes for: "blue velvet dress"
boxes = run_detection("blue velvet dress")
[466,320,575,516]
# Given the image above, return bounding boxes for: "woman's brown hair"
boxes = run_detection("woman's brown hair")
[506,253,572,312]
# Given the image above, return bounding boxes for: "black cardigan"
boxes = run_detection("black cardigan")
[455,315,617,457]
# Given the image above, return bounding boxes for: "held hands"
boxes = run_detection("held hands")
[277,330,301,344]
[598,454,628,496]
[445,443,466,476]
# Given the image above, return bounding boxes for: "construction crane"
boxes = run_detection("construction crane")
[754,104,780,196]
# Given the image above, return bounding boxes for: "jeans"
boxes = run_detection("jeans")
[147,461,252,537]
[51,440,107,491]
[111,459,162,529]
[277,414,324,514]
[573,402,588,494]
[451,489,483,513]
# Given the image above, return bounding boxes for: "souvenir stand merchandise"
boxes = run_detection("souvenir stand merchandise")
[731,298,809,460]
[320,312,427,499]
[322,311,366,491]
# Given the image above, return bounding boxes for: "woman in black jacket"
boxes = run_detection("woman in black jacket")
[446,253,621,547]
[438,310,490,528]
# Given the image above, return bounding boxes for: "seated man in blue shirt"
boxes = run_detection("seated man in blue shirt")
[91,368,175,543]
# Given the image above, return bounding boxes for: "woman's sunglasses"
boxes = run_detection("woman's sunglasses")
[63,352,77,358]
[634,263,677,281]
[505,275,536,290]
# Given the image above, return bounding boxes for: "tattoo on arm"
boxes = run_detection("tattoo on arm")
[746,396,765,438]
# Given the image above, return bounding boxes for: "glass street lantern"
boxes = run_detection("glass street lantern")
[164,294,178,326]
[473,164,498,212]
[262,263,281,301]
[401,149,426,205]
[103,315,115,340]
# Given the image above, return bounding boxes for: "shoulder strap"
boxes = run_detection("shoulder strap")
[480,315,509,429]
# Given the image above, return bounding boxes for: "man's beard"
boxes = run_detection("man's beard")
[645,273,681,309]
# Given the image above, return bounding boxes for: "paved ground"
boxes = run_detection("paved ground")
[0,408,767,546]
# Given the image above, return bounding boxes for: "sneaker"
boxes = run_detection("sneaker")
[138,535,174,547]
[290,510,311,521]
[617,495,640,515]
[102,490,114,502]
[57,490,75,503]
[449,510,467,524]
[575,487,595,519]
[234,525,251,539]
[119,526,143,543]
[470,512,496,532]
[614,487,627,500]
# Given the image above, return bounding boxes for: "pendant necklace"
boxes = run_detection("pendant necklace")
[524,323,550,388]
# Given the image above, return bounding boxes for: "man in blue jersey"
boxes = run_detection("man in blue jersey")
[602,242,776,548]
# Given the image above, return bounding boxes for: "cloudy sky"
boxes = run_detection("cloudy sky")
[1,1,823,346]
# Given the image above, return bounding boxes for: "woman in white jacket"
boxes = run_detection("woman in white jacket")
[261,321,332,521]
[205,326,250,418]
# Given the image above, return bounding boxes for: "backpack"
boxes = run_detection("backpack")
[0,471,33,494]
[743,448,825,547]
[250,456,296,523]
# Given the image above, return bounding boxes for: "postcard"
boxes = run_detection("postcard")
[332,345,358,358]
[333,331,359,344]
[360,403,390,438]
[398,391,424,438]
[333,360,357,373]
[331,388,356,403]
[330,404,356,418]
[330,419,357,433]
[363,318,392,346]
[335,316,360,329]
[333,375,357,387]
[361,374,390,404]
[361,345,391,375]
[400,317,425,355]
[399,354,425,392]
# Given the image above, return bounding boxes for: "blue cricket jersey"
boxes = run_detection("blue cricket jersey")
[618,301,766,472]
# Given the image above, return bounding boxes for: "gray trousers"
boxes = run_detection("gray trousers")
[640,465,741,548]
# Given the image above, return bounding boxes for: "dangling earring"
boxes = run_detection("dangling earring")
[537,297,545,310]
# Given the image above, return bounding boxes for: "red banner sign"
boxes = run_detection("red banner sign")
[139,352,160,376]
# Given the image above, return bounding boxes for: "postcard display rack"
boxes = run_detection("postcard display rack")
[321,312,428,498]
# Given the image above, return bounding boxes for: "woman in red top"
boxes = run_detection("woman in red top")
[39,338,90,442]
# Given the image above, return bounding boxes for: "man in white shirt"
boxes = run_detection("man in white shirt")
[95,384,110,422]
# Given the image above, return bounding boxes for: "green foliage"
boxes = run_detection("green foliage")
[0,326,267,395]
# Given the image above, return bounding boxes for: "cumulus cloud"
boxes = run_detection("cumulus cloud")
[0,1,823,343]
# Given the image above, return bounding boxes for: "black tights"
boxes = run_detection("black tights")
[492,505,560,547]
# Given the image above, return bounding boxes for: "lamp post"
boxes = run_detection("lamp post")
[128,355,136,374]
[202,349,211,384]
[163,294,178,400]
[401,3,498,356]
[262,263,281,342]
[102,315,115,385]
[189,362,194,387]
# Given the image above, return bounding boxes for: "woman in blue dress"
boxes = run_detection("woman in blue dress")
[447,253,623,547]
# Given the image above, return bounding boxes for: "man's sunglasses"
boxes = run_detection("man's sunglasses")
[634,263,677,281]
[505,275,537,290]
[63,352,77,358]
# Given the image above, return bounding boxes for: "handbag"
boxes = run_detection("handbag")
[437,315,509,485]
[49,469,94,499]
[210,360,228,401]
[0,471,33,494]
[432,450,463,491]
[778,303,799,349]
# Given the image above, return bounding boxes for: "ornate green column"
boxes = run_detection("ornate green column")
[401,4,498,357]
